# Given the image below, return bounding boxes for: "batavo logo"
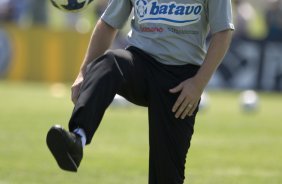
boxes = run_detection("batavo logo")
[135,0,203,26]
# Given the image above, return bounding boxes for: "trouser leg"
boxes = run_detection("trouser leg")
[68,49,148,144]
[67,45,200,183]
[146,61,200,184]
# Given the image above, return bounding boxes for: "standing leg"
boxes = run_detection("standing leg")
[146,62,200,184]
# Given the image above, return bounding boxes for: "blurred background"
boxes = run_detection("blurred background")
[0,0,281,184]
[0,0,128,82]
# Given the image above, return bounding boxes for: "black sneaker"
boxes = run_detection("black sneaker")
[46,125,83,172]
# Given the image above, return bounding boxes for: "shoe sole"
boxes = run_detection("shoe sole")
[46,127,78,172]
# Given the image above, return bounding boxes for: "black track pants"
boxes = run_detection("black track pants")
[69,46,200,184]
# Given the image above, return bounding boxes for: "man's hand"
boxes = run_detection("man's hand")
[71,72,84,104]
[169,78,204,119]
[169,30,233,119]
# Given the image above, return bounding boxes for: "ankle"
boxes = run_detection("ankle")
[73,128,86,148]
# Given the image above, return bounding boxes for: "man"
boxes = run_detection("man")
[47,0,234,183]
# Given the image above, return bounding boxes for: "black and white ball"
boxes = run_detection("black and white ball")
[50,0,94,12]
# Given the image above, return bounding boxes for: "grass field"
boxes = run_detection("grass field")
[0,81,281,184]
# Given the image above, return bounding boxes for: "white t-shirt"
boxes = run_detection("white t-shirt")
[102,0,235,65]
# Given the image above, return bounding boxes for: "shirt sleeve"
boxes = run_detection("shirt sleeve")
[208,0,235,34]
[101,0,133,29]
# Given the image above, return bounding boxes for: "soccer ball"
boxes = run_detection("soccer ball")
[50,0,94,12]
[239,90,259,112]
[199,91,210,111]
[111,95,131,107]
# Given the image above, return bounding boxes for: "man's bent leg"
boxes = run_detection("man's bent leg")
[47,49,148,172]
[69,49,148,144]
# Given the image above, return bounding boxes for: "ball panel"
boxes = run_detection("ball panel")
[61,0,86,11]
[50,0,94,12]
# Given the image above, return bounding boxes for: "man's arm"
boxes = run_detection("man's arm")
[170,30,233,119]
[71,19,118,104]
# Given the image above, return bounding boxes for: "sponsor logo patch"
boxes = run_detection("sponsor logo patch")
[135,0,203,26]
[167,27,199,34]
[140,26,164,32]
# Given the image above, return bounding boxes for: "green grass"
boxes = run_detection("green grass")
[0,81,281,184]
